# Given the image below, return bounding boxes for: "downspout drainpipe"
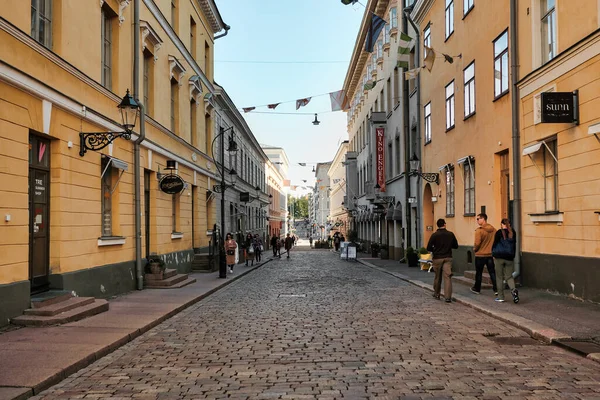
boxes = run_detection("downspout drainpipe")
[133,0,145,290]
[406,13,422,248]
[402,10,412,250]
[214,24,231,40]
[510,0,521,279]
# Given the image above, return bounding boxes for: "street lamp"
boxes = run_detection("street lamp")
[409,153,440,184]
[211,125,239,278]
[79,89,140,156]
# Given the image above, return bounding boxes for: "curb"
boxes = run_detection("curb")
[355,259,593,352]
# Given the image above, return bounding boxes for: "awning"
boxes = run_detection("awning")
[588,122,600,135]
[457,156,473,165]
[522,142,543,156]
[438,163,452,172]
[101,155,128,195]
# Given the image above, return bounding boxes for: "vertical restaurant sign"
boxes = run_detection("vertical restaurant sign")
[376,127,386,192]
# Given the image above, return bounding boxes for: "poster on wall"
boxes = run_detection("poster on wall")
[376,127,386,192]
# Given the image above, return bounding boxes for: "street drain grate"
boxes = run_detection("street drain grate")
[554,339,600,356]
[485,336,543,346]
[278,294,307,298]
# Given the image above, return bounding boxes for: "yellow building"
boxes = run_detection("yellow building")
[411,0,513,271]
[516,0,600,301]
[0,0,228,325]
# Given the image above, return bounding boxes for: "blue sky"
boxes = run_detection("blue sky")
[214,0,364,194]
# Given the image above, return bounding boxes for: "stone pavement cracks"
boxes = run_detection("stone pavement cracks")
[1,247,599,399]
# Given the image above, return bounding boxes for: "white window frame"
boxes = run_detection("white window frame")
[541,0,557,63]
[424,102,432,144]
[445,81,455,130]
[101,6,113,90]
[423,24,431,60]
[464,0,474,16]
[445,0,454,39]
[463,160,475,215]
[494,30,509,98]
[464,61,476,118]
[31,0,52,48]
[390,7,398,29]
[445,166,455,216]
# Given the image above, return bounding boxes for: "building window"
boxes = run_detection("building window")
[386,78,392,113]
[390,7,398,29]
[384,24,390,44]
[171,0,178,31]
[445,81,455,130]
[394,67,400,106]
[101,5,114,90]
[31,0,52,48]
[445,0,454,39]
[494,30,509,98]
[387,142,393,178]
[395,136,401,175]
[541,0,557,63]
[464,0,474,15]
[446,167,455,216]
[423,24,431,59]
[377,40,383,59]
[205,114,211,154]
[543,139,558,211]
[190,99,197,147]
[464,161,475,215]
[172,195,180,233]
[424,102,432,144]
[464,62,475,118]
[204,41,210,78]
[143,50,153,115]
[170,78,178,133]
[190,17,197,59]
[101,157,113,237]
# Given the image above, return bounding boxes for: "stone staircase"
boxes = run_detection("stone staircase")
[144,268,196,289]
[452,270,494,290]
[12,291,109,327]
[191,253,214,273]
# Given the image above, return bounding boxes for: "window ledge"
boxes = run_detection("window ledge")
[464,112,476,121]
[529,212,564,225]
[446,125,455,133]
[444,31,454,43]
[462,6,474,19]
[171,232,184,239]
[464,213,476,217]
[493,91,509,102]
[596,211,600,221]
[446,214,455,218]
[98,236,126,247]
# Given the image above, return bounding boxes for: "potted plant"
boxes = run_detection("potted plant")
[379,244,389,260]
[406,247,419,267]
[145,255,166,276]
[419,247,432,260]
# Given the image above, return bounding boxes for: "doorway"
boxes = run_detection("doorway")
[423,183,435,246]
[29,135,50,293]
[500,151,510,220]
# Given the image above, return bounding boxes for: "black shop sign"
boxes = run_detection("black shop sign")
[159,174,185,194]
[541,91,579,124]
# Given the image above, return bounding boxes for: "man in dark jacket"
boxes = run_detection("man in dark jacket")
[427,218,459,303]
[270,234,278,257]
[284,233,294,258]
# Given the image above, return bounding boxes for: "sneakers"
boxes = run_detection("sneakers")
[494,292,499,296]
[228,267,233,274]
[495,298,505,302]
[512,289,519,304]
[470,287,480,295]
[444,298,452,303]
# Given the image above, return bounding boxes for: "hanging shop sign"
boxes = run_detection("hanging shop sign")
[541,91,579,124]
[375,127,386,192]
[159,174,185,194]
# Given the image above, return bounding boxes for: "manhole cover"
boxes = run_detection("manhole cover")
[486,336,543,346]
[555,340,600,356]
[278,294,307,298]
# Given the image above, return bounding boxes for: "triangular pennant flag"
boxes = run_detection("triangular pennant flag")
[364,14,386,53]
[397,32,413,69]
[296,97,311,110]
[242,107,255,113]
[363,80,376,91]
[404,68,420,80]
[267,103,280,109]
[329,90,346,112]
[424,45,435,72]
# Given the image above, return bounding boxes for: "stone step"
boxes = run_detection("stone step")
[464,270,495,285]
[24,297,95,316]
[144,273,188,287]
[452,276,493,290]
[144,268,178,281]
[193,253,210,261]
[30,290,73,309]
[12,299,109,327]
[146,276,196,289]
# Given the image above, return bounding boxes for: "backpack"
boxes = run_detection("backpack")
[492,229,515,259]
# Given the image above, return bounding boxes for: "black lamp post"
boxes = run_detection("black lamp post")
[409,153,440,184]
[79,89,140,156]
[211,125,238,278]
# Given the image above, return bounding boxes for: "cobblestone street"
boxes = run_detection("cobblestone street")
[33,250,600,399]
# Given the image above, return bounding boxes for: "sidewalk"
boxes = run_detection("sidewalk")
[356,255,600,362]
[0,258,272,400]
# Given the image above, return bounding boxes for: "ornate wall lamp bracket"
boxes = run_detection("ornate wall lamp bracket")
[79,131,131,156]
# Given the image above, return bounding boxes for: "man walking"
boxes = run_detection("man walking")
[284,233,294,259]
[270,234,278,257]
[427,219,459,303]
[472,213,498,295]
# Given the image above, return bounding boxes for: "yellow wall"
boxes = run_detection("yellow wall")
[418,1,513,246]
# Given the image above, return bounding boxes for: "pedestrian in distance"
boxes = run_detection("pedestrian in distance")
[224,233,237,274]
[253,234,263,263]
[276,236,282,258]
[309,235,313,248]
[334,234,341,251]
[244,233,254,266]
[284,233,294,258]
[492,218,519,303]
[427,219,459,303]
[471,213,498,296]
[270,234,278,257]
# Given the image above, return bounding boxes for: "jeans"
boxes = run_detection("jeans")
[494,258,515,300]
[474,256,497,292]
[432,257,453,300]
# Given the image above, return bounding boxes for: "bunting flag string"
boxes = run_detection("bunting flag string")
[242,107,256,113]
[240,90,349,113]
[267,103,280,109]
[296,97,311,110]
